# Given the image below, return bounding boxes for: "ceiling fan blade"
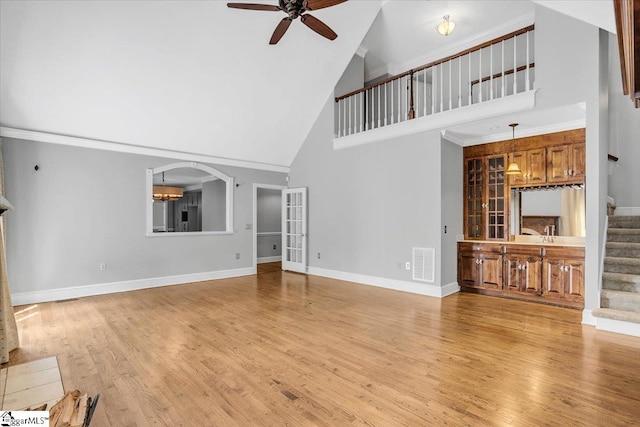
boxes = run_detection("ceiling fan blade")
[270,17,292,44]
[227,3,281,11]
[305,0,347,11]
[300,14,337,40]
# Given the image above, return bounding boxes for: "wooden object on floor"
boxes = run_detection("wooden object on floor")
[49,390,92,427]
[6,264,640,425]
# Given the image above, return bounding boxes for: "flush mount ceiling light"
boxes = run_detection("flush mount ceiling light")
[506,123,522,175]
[437,15,455,36]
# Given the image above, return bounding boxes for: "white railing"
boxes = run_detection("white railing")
[335,26,535,138]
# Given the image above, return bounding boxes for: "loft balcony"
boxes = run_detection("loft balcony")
[333,26,537,149]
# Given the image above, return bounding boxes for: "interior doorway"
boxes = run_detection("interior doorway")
[253,184,286,272]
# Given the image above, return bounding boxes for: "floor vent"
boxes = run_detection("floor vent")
[413,247,435,283]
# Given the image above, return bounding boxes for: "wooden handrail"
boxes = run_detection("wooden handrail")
[470,63,535,86]
[335,24,535,102]
[608,154,619,162]
[613,0,640,107]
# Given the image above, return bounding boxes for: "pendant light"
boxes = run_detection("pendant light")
[153,172,184,201]
[505,123,522,175]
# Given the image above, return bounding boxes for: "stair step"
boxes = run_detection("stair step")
[601,290,640,313]
[606,242,640,258]
[609,216,640,229]
[607,228,640,243]
[602,272,640,292]
[592,308,640,324]
[604,257,640,275]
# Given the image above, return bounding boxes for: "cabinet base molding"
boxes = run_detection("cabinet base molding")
[460,286,584,309]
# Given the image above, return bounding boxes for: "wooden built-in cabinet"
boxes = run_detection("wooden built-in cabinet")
[464,155,507,240]
[546,143,586,184]
[508,148,546,186]
[459,129,586,308]
[458,243,503,290]
[463,129,586,241]
[458,242,584,309]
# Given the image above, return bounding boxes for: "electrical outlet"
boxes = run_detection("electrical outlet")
[235,253,240,260]
[99,263,106,271]
[317,252,321,259]
[273,244,277,250]
[405,262,411,270]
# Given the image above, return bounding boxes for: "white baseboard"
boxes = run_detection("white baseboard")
[11,267,255,306]
[582,309,596,326]
[613,207,640,216]
[257,256,282,264]
[307,267,460,298]
[595,317,640,338]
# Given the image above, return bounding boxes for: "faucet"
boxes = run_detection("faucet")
[543,225,555,243]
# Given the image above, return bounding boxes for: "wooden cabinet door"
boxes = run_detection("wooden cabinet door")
[459,252,480,287]
[509,151,527,186]
[526,149,547,185]
[547,145,569,183]
[568,144,586,182]
[521,257,543,295]
[465,158,485,239]
[542,257,565,298]
[564,259,585,301]
[503,255,522,292]
[480,254,503,289]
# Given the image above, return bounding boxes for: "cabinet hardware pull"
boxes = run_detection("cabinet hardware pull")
[569,169,573,176]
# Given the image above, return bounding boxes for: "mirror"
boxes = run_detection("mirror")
[146,162,234,236]
[510,187,585,237]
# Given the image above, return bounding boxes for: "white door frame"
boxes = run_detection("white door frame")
[253,183,287,272]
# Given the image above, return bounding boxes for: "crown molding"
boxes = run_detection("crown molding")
[0,126,290,173]
[442,118,586,147]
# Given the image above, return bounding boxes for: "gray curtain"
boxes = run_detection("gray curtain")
[0,138,19,363]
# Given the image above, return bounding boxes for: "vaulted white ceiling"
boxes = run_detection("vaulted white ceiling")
[0,0,382,168]
[0,1,616,168]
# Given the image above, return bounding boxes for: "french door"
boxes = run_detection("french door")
[282,187,307,273]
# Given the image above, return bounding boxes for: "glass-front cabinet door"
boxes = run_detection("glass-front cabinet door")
[464,154,508,241]
[465,157,484,239]
[487,154,506,239]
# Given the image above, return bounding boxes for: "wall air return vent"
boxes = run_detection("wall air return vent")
[413,247,435,283]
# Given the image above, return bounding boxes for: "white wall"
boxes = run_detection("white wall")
[440,139,463,286]
[607,34,640,207]
[290,93,449,291]
[2,138,286,300]
[202,179,226,232]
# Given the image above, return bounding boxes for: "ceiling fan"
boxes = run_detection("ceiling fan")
[227,0,347,44]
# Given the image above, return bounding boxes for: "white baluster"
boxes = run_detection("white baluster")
[490,44,494,100]
[384,82,388,126]
[468,53,472,105]
[501,40,505,98]
[478,48,483,102]
[526,30,531,90]
[397,78,402,123]
[513,34,517,94]
[390,81,394,124]
[440,63,443,113]
[448,60,452,110]
[424,69,427,116]
[348,96,352,135]
[458,56,462,107]
[337,99,342,137]
[359,92,363,133]
[377,86,381,128]
[432,67,436,114]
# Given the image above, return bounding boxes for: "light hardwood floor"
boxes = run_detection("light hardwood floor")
[7,264,640,426]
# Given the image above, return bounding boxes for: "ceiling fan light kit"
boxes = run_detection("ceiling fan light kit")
[227,0,346,44]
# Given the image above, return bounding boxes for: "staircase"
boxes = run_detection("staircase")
[593,216,640,333]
